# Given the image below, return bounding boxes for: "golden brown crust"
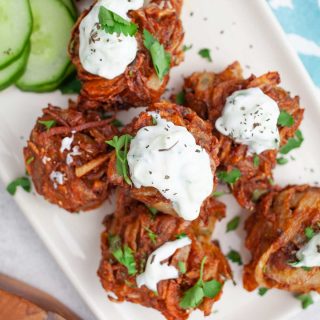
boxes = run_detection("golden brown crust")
[69,1,184,110]
[182,62,304,210]
[98,189,231,320]
[244,185,320,293]
[24,103,118,212]
[107,101,220,217]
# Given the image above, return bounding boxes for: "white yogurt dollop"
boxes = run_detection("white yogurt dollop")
[215,88,280,154]
[127,113,214,221]
[136,237,192,291]
[292,234,320,268]
[79,0,143,79]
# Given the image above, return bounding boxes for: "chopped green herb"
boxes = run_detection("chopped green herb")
[226,216,240,233]
[277,110,294,127]
[305,227,315,240]
[38,120,56,130]
[226,249,242,265]
[111,119,124,128]
[280,130,304,155]
[144,227,157,244]
[253,155,260,167]
[147,206,158,217]
[252,189,268,202]
[277,157,288,165]
[59,74,81,94]
[211,191,227,197]
[143,29,171,80]
[258,287,269,296]
[183,44,193,52]
[217,169,241,184]
[26,157,34,165]
[296,293,313,309]
[109,235,137,275]
[178,261,187,274]
[180,256,222,309]
[175,91,185,105]
[99,6,138,36]
[106,134,133,185]
[6,177,31,196]
[302,266,312,271]
[198,48,212,62]
[176,232,187,239]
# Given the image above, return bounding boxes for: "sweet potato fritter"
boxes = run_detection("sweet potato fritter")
[69,0,184,111]
[107,101,220,217]
[98,189,231,320]
[24,103,117,212]
[244,185,320,293]
[181,62,304,210]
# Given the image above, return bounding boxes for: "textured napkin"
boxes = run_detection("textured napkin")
[268,0,320,87]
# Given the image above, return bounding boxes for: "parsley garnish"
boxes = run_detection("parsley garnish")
[143,29,171,80]
[180,256,222,309]
[217,169,241,184]
[258,287,269,296]
[183,44,193,52]
[109,235,137,275]
[38,120,56,130]
[226,216,240,233]
[98,6,138,36]
[253,155,260,167]
[106,134,132,185]
[178,261,187,274]
[59,74,81,94]
[198,48,212,62]
[7,177,31,195]
[144,227,157,244]
[277,157,288,165]
[296,293,313,309]
[211,191,227,197]
[280,130,303,154]
[226,249,242,265]
[176,232,187,239]
[277,110,294,127]
[305,227,314,240]
[111,119,124,128]
[175,91,185,105]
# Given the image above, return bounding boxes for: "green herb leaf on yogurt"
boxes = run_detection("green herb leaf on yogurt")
[258,287,269,296]
[7,177,31,195]
[276,157,288,165]
[277,110,294,127]
[226,249,242,265]
[280,130,304,155]
[198,48,212,62]
[226,216,240,233]
[296,293,313,309]
[305,227,315,240]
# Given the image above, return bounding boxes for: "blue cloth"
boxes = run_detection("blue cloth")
[268,0,320,87]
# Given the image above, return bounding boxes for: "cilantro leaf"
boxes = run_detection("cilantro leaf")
[202,280,222,298]
[183,44,193,52]
[211,191,227,197]
[280,130,304,154]
[305,227,314,240]
[178,261,187,274]
[253,155,260,167]
[176,232,187,239]
[175,91,185,105]
[217,169,241,184]
[109,235,137,275]
[278,110,294,127]
[143,29,171,80]
[38,120,56,130]
[99,6,138,36]
[198,48,212,62]
[7,177,31,195]
[296,293,313,309]
[258,287,269,296]
[226,216,240,233]
[111,119,124,128]
[106,134,133,185]
[226,249,242,265]
[144,227,157,244]
[59,74,81,94]
[277,157,288,165]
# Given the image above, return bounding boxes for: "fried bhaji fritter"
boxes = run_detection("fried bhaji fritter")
[98,189,231,320]
[24,103,117,212]
[244,185,320,293]
[181,62,304,210]
[69,0,184,111]
[107,101,220,217]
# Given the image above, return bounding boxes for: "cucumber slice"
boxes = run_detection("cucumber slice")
[16,0,74,92]
[0,44,30,91]
[0,0,32,69]
[60,0,77,19]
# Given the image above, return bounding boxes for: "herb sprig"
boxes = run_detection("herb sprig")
[280,130,303,154]
[226,216,240,233]
[277,110,294,127]
[198,48,212,62]
[38,120,56,130]
[7,177,31,196]
[217,169,241,184]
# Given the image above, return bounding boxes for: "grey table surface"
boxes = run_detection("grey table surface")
[0,178,320,320]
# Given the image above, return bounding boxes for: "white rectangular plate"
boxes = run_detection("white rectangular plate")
[0,0,319,319]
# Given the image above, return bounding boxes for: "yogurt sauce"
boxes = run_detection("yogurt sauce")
[215,88,280,154]
[79,0,143,79]
[292,234,320,268]
[136,237,192,291]
[127,113,213,221]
